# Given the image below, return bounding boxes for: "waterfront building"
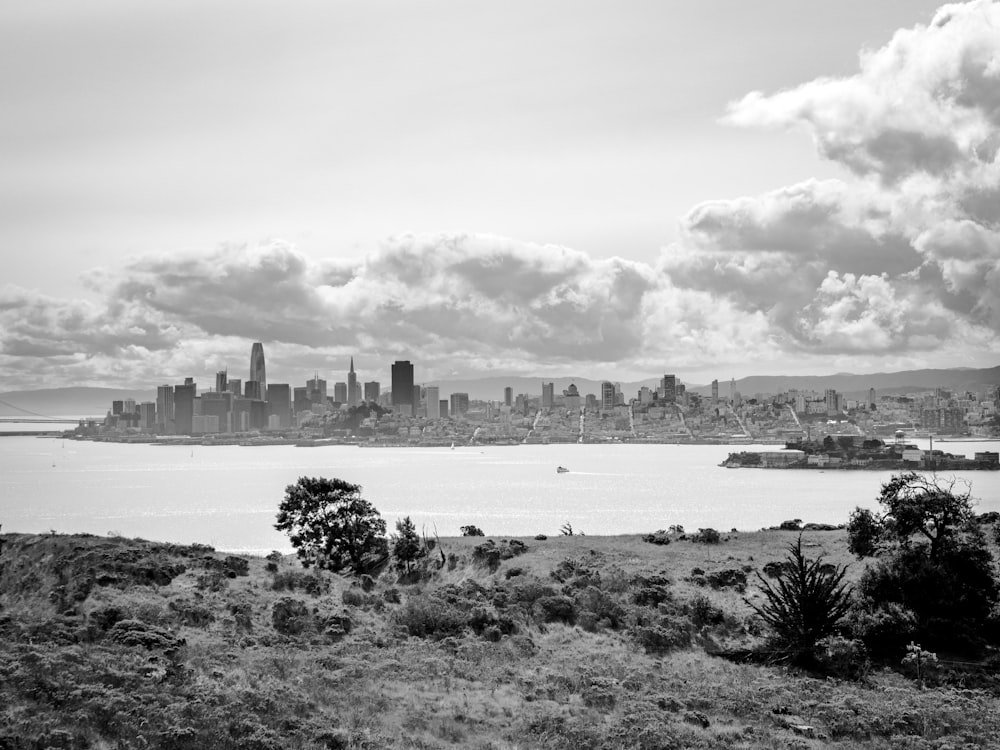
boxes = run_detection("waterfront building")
[156,385,174,430]
[138,402,156,429]
[364,381,380,403]
[391,361,414,407]
[231,397,251,432]
[249,342,266,394]
[450,392,469,417]
[439,399,449,419]
[266,384,292,428]
[192,414,220,434]
[347,357,360,407]
[201,391,232,433]
[425,386,440,418]
[174,381,197,435]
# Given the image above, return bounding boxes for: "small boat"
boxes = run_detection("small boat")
[557,466,569,473]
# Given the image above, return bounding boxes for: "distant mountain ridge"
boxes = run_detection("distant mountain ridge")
[399,366,1000,401]
[1,365,997,415]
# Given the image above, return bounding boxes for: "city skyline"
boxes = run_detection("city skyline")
[2,1,1000,391]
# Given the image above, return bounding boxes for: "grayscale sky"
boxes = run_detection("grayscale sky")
[2,0,997,389]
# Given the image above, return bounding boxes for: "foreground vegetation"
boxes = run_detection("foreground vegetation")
[2,521,999,749]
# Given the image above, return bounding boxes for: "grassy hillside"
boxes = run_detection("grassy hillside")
[1,529,998,749]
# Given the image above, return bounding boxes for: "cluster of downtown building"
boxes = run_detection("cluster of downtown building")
[94,341,1000,443]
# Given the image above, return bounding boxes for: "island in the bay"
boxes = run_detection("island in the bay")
[722,434,1000,471]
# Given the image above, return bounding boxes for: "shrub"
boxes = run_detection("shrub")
[535,595,576,625]
[691,528,721,544]
[271,598,312,636]
[642,530,671,545]
[746,536,851,659]
[271,570,329,596]
[633,617,692,654]
[396,597,467,639]
[812,635,869,680]
[460,525,485,537]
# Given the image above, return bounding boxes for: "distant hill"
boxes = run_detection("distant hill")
[0,387,156,418]
[434,367,1000,401]
[688,366,1000,400]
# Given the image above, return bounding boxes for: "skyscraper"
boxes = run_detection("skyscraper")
[425,386,440,418]
[711,379,719,403]
[266,384,292,428]
[156,385,174,431]
[601,381,615,411]
[391,361,414,407]
[661,374,677,403]
[249,342,266,395]
[450,392,469,417]
[334,382,348,404]
[347,357,360,408]
[174,381,197,435]
[503,387,513,407]
[215,369,228,393]
[364,381,380,403]
[541,382,554,409]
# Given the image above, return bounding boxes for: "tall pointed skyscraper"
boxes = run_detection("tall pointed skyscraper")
[249,342,266,396]
[347,357,360,408]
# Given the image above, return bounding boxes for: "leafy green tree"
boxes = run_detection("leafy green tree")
[746,536,852,660]
[392,516,425,572]
[275,477,387,574]
[460,525,485,537]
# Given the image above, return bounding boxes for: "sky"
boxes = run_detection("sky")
[2,0,999,390]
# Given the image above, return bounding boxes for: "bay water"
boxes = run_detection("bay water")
[1,432,998,553]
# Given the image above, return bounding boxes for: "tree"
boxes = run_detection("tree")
[460,525,485,537]
[275,477,387,574]
[846,472,998,655]
[746,536,852,660]
[847,472,979,561]
[392,516,425,572]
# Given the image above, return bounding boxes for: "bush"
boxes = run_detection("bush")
[691,528,721,544]
[746,536,851,659]
[396,597,467,639]
[642,530,671,545]
[812,635,869,680]
[633,617,692,654]
[460,525,485,537]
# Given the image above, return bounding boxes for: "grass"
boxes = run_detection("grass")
[0,528,997,748]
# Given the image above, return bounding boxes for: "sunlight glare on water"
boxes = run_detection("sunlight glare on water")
[1,437,998,553]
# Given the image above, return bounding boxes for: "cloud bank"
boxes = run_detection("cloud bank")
[2,1,999,389]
